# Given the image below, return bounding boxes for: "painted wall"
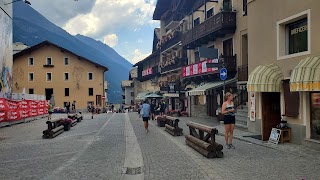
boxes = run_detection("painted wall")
[13,45,106,109]
[0,1,13,99]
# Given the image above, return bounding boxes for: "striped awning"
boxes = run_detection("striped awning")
[187,78,237,96]
[135,92,151,100]
[247,64,283,92]
[290,56,320,91]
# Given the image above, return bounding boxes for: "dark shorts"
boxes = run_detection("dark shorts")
[48,112,53,115]
[142,117,150,121]
[224,115,235,124]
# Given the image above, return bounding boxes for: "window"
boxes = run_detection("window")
[287,18,308,54]
[131,92,134,97]
[89,88,93,96]
[207,8,214,19]
[282,80,299,117]
[194,51,200,63]
[28,57,34,66]
[46,57,52,65]
[29,88,34,94]
[46,73,52,81]
[64,73,69,81]
[28,73,34,82]
[65,88,70,96]
[243,0,247,16]
[193,17,200,27]
[277,9,310,60]
[64,57,69,65]
[88,72,93,80]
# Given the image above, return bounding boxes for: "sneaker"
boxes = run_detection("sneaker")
[146,129,149,133]
[229,144,235,149]
[225,144,230,149]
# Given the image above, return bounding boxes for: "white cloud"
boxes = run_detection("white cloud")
[63,0,156,38]
[131,49,151,64]
[103,34,118,47]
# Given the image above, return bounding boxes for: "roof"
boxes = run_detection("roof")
[132,50,160,67]
[13,41,109,71]
[153,0,171,20]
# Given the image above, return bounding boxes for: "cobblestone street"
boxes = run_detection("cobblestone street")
[0,113,319,180]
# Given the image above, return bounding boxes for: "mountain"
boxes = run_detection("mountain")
[12,2,132,103]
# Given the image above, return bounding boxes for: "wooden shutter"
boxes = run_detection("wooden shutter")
[283,80,299,117]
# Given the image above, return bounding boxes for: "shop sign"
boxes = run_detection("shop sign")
[182,59,218,77]
[168,83,176,93]
[250,92,256,121]
[142,68,153,77]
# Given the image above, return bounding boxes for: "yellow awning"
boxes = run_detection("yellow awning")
[290,56,320,91]
[247,64,283,92]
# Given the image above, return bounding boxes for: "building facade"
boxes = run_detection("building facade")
[121,80,134,105]
[13,41,108,110]
[0,0,13,99]
[247,0,320,147]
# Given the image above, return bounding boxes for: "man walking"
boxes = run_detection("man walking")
[141,100,151,132]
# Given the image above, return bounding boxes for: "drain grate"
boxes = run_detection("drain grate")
[124,167,143,175]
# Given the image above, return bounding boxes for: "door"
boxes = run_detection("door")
[96,95,102,107]
[311,93,320,140]
[45,88,53,100]
[223,38,233,56]
[262,93,281,141]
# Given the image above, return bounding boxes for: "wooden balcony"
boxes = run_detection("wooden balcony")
[160,58,187,74]
[163,13,183,29]
[138,65,160,81]
[182,12,236,48]
[237,64,248,81]
[160,32,182,51]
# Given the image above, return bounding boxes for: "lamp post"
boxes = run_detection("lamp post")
[4,0,31,5]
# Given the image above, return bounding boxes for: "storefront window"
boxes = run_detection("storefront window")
[311,93,320,140]
[287,18,308,54]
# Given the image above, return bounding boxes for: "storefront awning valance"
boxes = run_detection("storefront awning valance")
[187,78,237,96]
[135,92,152,100]
[290,56,320,91]
[163,93,179,97]
[247,64,283,92]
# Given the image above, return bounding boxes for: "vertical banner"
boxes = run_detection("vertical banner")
[250,92,256,121]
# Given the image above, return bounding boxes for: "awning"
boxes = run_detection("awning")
[247,64,283,92]
[187,78,237,96]
[135,92,152,100]
[290,56,320,91]
[145,93,163,98]
[163,93,179,97]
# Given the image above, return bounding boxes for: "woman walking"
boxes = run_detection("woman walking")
[222,92,236,149]
[141,100,151,132]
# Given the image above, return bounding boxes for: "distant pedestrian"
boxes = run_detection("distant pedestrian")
[72,101,76,113]
[88,103,95,119]
[66,102,71,114]
[48,101,53,120]
[111,104,114,112]
[159,100,165,116]
[178,100,184,117]
[150,100,156,120]
[141,100,151,132]
[222,92,236,149]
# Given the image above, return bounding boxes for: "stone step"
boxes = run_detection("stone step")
[235,123,248,129]
[235,116,248,123]
[236,111,248,117]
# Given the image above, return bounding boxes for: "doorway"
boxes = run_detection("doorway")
[262,92,281,141]
[45,88,53,100]
[223,38,233,56]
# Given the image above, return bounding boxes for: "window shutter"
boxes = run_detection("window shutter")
[283,80,299,117]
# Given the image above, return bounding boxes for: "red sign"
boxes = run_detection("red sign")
[0,98,48,122]
[142,68,153,77]
[182,59,219,77]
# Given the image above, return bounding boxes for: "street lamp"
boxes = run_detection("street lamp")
[5,0,31,5]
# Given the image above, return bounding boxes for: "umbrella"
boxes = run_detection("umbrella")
[145,93,163,99]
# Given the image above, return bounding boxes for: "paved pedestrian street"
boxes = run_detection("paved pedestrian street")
[0,113,319,180]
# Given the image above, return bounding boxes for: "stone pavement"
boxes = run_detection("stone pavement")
[0,112,319,180]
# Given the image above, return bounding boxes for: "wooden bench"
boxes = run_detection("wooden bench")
[186,121,223,158]
[43,118,64,139]
[164,116,183,136]
[68,112,83,122]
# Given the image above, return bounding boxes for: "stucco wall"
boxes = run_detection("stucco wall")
[13,45,106,109]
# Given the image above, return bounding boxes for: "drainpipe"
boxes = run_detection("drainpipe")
[204,0,207,20]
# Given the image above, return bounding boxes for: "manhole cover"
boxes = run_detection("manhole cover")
[124,167,143,175]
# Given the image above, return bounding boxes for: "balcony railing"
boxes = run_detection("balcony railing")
[164,13,183,28]
[182,12,236,47]
[237,64,248,81]
[160,58,187,74]
[158,31,182,51]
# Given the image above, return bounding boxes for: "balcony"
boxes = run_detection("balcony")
[182,11,236,48]
[160,58,188,74]
[158,31,182,51]
[164,13,183,29]
[237,64,248,81]
[138,65,160,81]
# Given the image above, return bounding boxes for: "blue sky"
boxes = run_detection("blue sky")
[30,0,159,64]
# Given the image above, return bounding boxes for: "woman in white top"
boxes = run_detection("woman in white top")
[222,92,236,149]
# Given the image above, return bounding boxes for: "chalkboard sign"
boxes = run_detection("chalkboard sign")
[268,128,282,144]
